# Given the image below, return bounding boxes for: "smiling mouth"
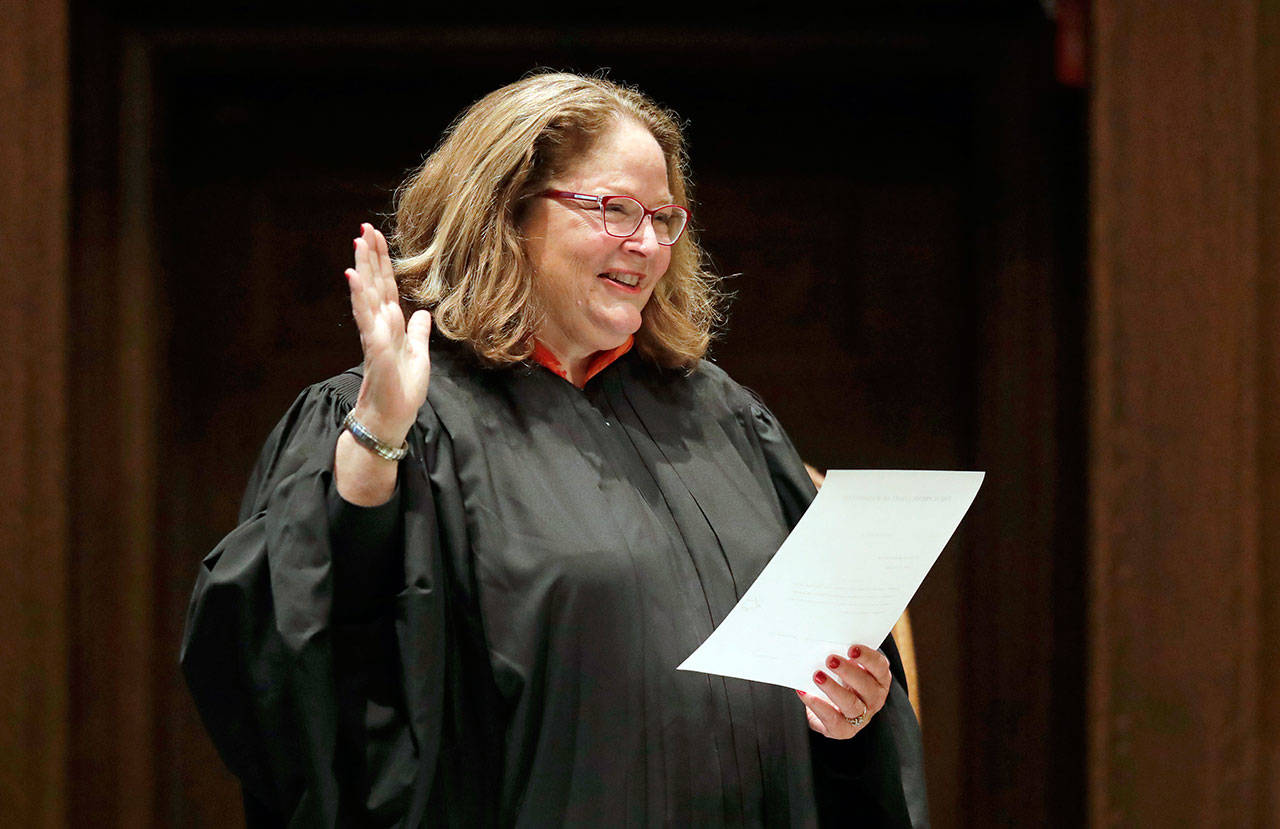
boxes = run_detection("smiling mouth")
[599,271,641,288]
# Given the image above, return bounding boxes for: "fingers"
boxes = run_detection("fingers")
[812,665,869,723]
[349,229,375,327]
[837,644,892,694]
[371,225,399,307]
[345,266,374,336]
[344,225,431,432]
[796,688,860,739]
[406,308,432,344]
[351,225,404,345]
[405,309,433,369]
[357,223,397,308]
[796,692,834,737]
[353,226,384,307]
[347,263,383,345]
[353,227,373,283]
[798,644,893,740]
[823,648,889,716]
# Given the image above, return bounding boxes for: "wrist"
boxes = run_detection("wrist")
[349,404,413,448]
[334,431,399,505]
[343,409,409,462]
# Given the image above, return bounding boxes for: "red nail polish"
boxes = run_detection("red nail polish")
[814,671,827,685]
[827,656,840,670]
[795,689,807,697]
[353,239,359,250]
[848,646,862,659]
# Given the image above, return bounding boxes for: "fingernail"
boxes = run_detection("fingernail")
[814,671,827,685]
[848,646,862,659]
[795,689,807,697]
[353,239,359,250]
[827,656,840,670]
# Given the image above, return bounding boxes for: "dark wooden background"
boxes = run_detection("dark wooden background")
[82,8,1090,825]
[11,0,1278,826]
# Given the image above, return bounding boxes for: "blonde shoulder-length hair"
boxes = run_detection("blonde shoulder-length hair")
[391,71,722,369]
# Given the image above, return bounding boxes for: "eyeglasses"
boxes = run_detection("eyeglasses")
[538,190,689,246]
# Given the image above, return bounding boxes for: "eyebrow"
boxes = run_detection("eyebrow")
[615,191,678,206]
[550,185,682,209]
[582,183,677,203]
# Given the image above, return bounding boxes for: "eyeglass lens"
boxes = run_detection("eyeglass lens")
[602,197,687,244]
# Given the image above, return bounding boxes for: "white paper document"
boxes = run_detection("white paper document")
[677,469,984,690]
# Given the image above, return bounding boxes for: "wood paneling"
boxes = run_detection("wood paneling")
[1090,1,1272,824]
[0,0,70,825]
[1260,5,1280,820]
[966,39,1083,826]
[64,15,164,826]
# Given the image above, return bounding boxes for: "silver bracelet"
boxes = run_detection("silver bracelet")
[343,410,408,461]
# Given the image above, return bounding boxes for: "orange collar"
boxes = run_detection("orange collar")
[532,336,634,388]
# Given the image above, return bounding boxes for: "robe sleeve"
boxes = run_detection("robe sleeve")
[327,483,404,624]
[179,371,446,827]
[741,390,931,829]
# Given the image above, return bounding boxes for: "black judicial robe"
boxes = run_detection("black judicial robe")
[181,342,929,827]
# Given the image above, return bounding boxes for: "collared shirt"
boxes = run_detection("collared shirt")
[530,335,635,387]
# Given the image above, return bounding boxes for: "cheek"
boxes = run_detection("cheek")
[649,249,674,291]
[534,245,586,297]
[553,233,610,277]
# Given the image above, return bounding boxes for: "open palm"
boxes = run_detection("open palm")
[346,223,431,440]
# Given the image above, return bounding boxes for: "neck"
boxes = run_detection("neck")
[531,339,593,387]
[559,354,593,387]
[532,336,635,389]
[540,341,592,385]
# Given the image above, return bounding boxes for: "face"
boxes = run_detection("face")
[522,118,674,364]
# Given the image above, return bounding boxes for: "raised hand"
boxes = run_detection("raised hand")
[334,224,431,505]
[345,223,432,444]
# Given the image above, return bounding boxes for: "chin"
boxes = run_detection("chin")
[594,332,633,352]
[590,316,643,349]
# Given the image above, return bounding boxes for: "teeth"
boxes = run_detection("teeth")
[603,272,639,287]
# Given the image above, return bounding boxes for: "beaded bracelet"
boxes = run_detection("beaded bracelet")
[343,410,408,461]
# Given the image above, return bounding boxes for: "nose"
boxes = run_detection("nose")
[623,214,662,255]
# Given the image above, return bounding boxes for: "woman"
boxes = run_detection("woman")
[182,72,927,827]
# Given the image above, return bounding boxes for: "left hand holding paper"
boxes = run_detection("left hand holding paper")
[796,643,892,739]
